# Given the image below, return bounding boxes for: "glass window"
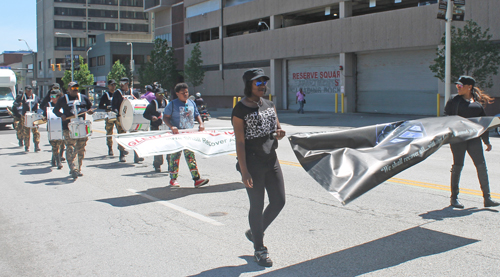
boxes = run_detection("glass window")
[186,0,220,18]
[120,0,143,7]
[0,87,15,100]
[89,57,97,67]
[224,0,254,8]
[88,0,118,5]
[97,56,105,66]
[54,7,86,16]
[120,11,148,19]
[88,9,118,18]
[54,0,86,3]
[54,20,86,30]
[120,23,148,32]
[88,35,97,46]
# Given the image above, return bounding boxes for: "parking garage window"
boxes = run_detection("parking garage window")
[186,28,219,44]
[225,18,270,37]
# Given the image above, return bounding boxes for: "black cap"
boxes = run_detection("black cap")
[25,85,33,89]
[154,87,165,94]
[456,76,476,87]
[68,81,79,87]
[51,83,60,89]
[108,79,117,85]
[145,85,153,91]
[119,77,129,83]
[242,68,270,83]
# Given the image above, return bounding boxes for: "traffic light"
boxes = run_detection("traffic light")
[51,64,55,71]
[57,64,62,71]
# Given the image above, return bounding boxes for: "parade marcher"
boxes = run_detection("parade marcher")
[141,85,156,102]
[41,83,61,110]
[143,87,167,172]
[111,77,131,162]
[232,68,286,267]
[162,83,209,188]
[99,79,121,156]
[53,81,94,180]
[44,89,65,169]
[13,85,41,152]
[11,90,24,146]
[444,76,500,209]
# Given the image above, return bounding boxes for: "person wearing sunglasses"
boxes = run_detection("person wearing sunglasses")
[143,87,168,172]
[99,79,123,156]
[53,81,94,180]
[232,68,286,267]
[13,85,41,152]
[444,76,500,209]
[41,83,61,112]
[162,83,209,188]
[44,89,65,169]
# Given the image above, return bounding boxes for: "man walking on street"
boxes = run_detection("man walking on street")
[13,85,41,152]
[99,79,121,156]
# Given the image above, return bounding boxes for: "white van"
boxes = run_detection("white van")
[0,69,17,128]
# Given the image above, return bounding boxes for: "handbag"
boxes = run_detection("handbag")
[303,99,306,104]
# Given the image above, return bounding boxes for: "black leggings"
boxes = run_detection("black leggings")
[450,138,486,167]
[245,152,285,250]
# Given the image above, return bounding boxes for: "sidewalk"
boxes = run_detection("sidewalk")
[209,108,424,128]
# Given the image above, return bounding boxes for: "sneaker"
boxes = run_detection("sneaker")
[170,179,180,187]
[77,171,83,177]
[154,166,161,173]
[484,197,500,207]
[194,179,209,188]
[71,170,79,180]
[254,247,273,267]
[245,229,253,242]
[119,155,126,163]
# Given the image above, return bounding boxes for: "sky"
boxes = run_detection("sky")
[0,1,37,53]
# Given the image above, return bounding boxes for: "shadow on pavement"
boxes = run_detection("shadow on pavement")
[188,256,265,277]
[25,176,75,186]
[257,226,478,277]
[419,206,499,220]
[86,161,135,170]
[20,167,53,175]
[95,182,243,207]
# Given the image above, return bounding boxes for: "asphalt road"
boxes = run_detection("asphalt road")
[1,113,499,276]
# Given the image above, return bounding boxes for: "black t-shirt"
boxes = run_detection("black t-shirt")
[232,99,278,156]
[444,94,489,144]
[53,93,92,130]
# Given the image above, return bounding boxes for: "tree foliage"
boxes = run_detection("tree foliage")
[183,43,205,91]
[107,60,127,83]
[62,56,94,89]
[138,38,179,94]
[429,20,500,89]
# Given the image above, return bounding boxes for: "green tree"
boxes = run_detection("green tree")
[429,20,500,89]
[107,60,127,83]
[183,43,205,92]
[62,56,94,89]
[138,38,179,93]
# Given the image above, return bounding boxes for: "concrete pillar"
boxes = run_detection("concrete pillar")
[270,15,282,30]
[340,52,356,113]
[340,1,353,18]
[270,59,283,109]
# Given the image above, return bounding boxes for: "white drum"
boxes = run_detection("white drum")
[47,107,63,141]
[68,118,92,139]
[24,112,44,128]
[93,111,117,122]
[119,99,150,131]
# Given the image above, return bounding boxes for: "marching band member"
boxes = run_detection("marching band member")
[143,87,167,172]
[111,77,143,163]
[13,85,41,152]
[44,89,64,169]
[11,90,24,147]
[99,79,120,156]
[53,81,93,180]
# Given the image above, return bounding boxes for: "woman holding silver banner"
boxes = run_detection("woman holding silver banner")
[445,76,500,208]
[232,68,286,267]
[53,81,94,180]
[143,87,168,172]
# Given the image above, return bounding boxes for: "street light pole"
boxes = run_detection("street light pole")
[18,39,36,94]
[86,47,92,61]
[444,0,454,102]
[127,42,134,89]
[55,32,74,81]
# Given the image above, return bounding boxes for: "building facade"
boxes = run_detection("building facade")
[37,0,152,93]
[146,0,500,115]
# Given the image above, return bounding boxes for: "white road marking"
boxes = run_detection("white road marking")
[127,189,224,226]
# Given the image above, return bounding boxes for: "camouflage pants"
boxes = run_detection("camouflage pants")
[20,116,40,148]
[49,140,64,156]
[14,116,22,141]
[105,118,123,147]
[63,130,88,172]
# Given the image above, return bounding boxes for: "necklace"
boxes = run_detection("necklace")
[247,97,262,107]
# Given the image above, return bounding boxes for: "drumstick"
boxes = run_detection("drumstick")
[65,108,97,120]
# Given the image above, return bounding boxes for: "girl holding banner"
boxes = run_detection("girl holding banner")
[232,68,286,267]
[445,76,500,209]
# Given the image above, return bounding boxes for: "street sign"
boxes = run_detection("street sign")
[32,80,37,87]
[437,0,466,21]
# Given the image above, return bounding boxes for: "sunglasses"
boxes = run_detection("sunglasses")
[185,103,189,112]
[50,95,57,98]
[255,81,268,86]
[70,87,79,90]
[456,84,464,89]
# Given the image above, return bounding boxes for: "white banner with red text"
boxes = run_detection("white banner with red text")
[115,128,236,158]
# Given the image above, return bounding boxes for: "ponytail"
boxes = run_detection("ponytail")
[472,87,494,106]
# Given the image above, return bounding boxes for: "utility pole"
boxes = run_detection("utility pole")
[444,0,454,102]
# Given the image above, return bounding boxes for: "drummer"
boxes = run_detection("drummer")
[143,87,168,172]
[111,77,143,163]
[13,85,41,152]
[99,79,122,156]
[41,83,61,110]
[53,81,94,180]
[11,90,24,147]
[44,89,65,169]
